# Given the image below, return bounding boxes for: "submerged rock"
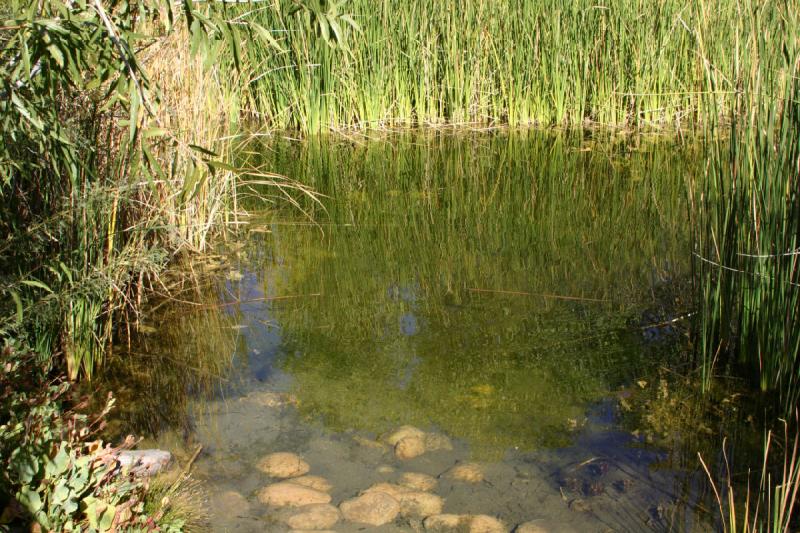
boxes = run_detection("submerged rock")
[399,491,444,518]
[468,515,506,533]
[354,435,390,451]
[257,452,310,479]
[245,391,299,408]
[284,503,341,530]
[340,492,400,526]
[396,435,427,460]
[423,514,469,532]
[568,498,591,513]
[385,426,426,446]
[116,449,172,476]
[213,490,250,516]
[400,472,438,492]
[443,463,484,483]
[291,475,333,493]
[364,482,412,499]
[424,433,454,452]
[515,521,550,533]
[364,482,443,518]
[257,482,331,507]
[377,464,396,474]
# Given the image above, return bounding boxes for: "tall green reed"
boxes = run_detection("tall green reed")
[693,0,800,414]
[230,0,789,132]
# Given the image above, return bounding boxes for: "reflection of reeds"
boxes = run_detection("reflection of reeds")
[97,265,239,438]
[243,132,697,456]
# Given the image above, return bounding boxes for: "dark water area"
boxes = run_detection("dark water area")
[98,132,754,532]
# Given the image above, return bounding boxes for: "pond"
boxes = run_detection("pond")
[101,131,728,532]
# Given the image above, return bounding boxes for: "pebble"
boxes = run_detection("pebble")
[291,475,333,493]
[257,452,310,479]
[257,482,331,508]
[400,472,438,492]
[377,465,396,474]
[340,492,400,526]
[284,503,341,530]
[444,463,484,483]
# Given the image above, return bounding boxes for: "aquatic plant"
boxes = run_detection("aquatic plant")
[222,0,795,132]
[700,418,800,533]
[692,1,800,414]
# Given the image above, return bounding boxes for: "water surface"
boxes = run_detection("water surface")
[108,132,717,532]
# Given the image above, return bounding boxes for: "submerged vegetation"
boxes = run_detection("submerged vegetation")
[0,0,799,530]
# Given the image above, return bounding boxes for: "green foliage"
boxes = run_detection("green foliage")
[0,344,154,530]
[693,3,800,414]
[217,0,799,132]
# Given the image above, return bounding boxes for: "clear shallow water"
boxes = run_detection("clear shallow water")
[104,132,719,531]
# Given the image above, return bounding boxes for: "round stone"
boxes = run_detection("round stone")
[340,492,400,526]
[257,482,331,508]
[291,475,333,493]
[468,515,506,533]
[424,433,454,452]
[395,435,426,460]
[424,514,469,532]
[257,452,310,479]
[385,425,426,446]
[399,491,444,518]
[363,482,412,499]
[515,521,551,533]
[444,463,484,483]
[285,503,341,530]
[400,472,438,492]
[212,490,250,516]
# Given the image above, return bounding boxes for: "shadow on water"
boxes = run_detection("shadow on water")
[97,131,757,531]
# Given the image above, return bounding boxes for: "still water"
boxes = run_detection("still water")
[104,131,724,532]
